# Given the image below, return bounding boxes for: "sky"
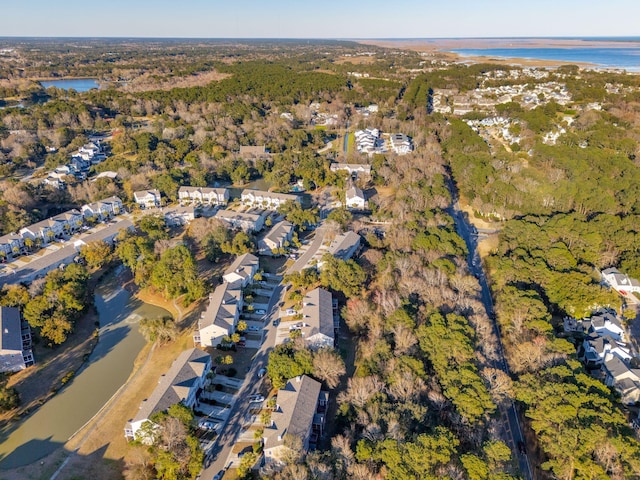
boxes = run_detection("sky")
[2,0,640,39]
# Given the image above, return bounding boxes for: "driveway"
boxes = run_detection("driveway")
[287,227,327,274]
[200,282,286,477]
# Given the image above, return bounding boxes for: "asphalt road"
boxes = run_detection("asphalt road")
[200,282,285,479]
[446,180,533,480]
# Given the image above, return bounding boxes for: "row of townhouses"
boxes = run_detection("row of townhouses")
[194,253,260,348]
[0,196,123,258]
[124,348,212,442]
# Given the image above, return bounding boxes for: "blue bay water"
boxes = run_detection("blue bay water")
[451,47,640,71]
[40,78,99,92]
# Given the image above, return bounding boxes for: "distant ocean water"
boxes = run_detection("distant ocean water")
[451,47,640,71]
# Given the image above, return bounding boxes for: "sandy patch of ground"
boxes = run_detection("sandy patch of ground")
[335,55,377,65]
[120,70,231,93]
[477,235,500,259]
[459,204,503,231]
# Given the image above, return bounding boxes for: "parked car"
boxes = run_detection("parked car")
[272,319,280,327]
[286,308,296,315]
[248,394,265,403]
[255,309,266,315]
[198,419,216,431]
[213,471,225,480]
[248,325,261,332]
[257,367,267,378]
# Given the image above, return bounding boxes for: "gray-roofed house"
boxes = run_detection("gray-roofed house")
[162,206,196,227]
[259,221,294,255]
[178,186,229,206]
[241,189,300,210]
[586,311,626,342]
[603,354,640,404]
[223,253,259,287]
[324,231,361,264]
[299,288,334,350]
[345,186,366,210]
[389,133,413,154]
[0,306,34,372]
[134,189,161,209]
[20,209,83,244]
[582,334,631,368]
[214,209,266,232]
[124,348,211,442]
[0,233,24,259]
[263,375,327,464]
[194,281,243,348]
[81,196,124,222]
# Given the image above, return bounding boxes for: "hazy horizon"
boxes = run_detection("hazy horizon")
[2,1,639,39]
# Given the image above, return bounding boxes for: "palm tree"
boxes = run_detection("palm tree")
[46,230,55,243]
[0,251,6,263]
[24,237,34,251]
[11,246,20,257]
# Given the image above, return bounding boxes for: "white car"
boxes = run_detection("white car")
[286,308,296,316]
[198,419,217,431]
[248,394,265,403]
[255,309,266,315]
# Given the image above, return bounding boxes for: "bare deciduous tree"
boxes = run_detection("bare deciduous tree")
[312,348,346,389]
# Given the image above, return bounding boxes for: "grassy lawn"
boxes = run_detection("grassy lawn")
[259,256,287,275]
[346,131,355,155]
[210,347,258,380]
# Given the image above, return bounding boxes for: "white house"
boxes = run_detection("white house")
[0,233,24,259]
[389,133,413,155]
[354,128,386,156]
[178,186,229,206]
[194,281,243,348]
[241,189,300,210]
[329,163,372,177]
[0,306,34,373]
[82,196,124,222]
[134,190,161,209]
[263,375,327,464]
[297,288,335,350]
[223,253,259,287]
[601,267,640,296]
[20,209,82,244]
[259,221,294,255]
[214,209,265,232]
[603,355,640,405]
[124,348,212,442]
[345,186,367,210]
[51,209,84,234]
[582,334,631,368]
[163,206,196,227]
[586,311,626,342]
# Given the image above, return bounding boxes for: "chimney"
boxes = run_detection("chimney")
[296,376,301,383]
